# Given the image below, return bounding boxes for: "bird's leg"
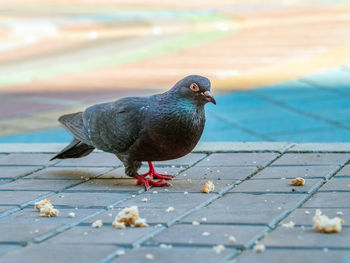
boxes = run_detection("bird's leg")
[139,161,173,180]
[135,176,171,190]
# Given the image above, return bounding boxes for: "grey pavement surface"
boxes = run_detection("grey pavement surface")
[0,143,349,263]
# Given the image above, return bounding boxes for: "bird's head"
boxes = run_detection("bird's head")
[173,75,216,106]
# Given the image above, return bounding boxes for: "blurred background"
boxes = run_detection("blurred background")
[0,0,350,143]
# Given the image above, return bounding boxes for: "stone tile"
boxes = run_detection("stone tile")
[0,244,118,263]
[0,245,20,257]
[289,143,350,152]
[25,167,110,180]
[272,153,350,166]
[47,225,156,245]
[319,178,350,192]
[99,166,183,179]
[183,193,306,224]
[0,166,42,179]
[0,206,17,214]
[167,179,234,193]
[0,179,12,185]
[0,191,51,205]
[230,178,322,193]
[194,142,292,152]
[303,192,350,208]
[114,192,216,209]
[337,165,350,176]
[67,178,142,192]
[84,207,189,225]
[0,179,81,191]
[236,249,350,263]
[180,166,258,180]
[196,153,278,167]
[253,165,338,179]
[55,152,122,167]
[262,226,350,248]
[43,192,130,208]
[111,247,235,263]
[153,153,207,167]
[0,154,55,166]
[150,224,267,246]
[281,208,350,227]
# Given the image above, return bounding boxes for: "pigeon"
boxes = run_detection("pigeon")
[50,75,216,189]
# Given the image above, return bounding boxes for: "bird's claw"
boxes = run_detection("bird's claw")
[136,175,172,190]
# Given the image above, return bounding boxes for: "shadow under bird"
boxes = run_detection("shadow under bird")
[50,75,216,189]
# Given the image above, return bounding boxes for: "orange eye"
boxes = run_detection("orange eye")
[190,83,200,92]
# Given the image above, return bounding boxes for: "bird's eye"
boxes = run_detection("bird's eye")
[190,83,200,92]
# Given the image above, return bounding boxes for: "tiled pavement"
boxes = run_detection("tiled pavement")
[0,143,350,262]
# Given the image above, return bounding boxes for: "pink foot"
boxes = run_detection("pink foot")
[135,175,171,190]
[139,161,173,180]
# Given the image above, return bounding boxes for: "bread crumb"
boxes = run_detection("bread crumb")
[131,195,136,197]
[337,211,343,216]
[229,236,236,243]
[112,221,126,229]
[291,177,305,186]
[34,199,52,211]
[254,244,265,253]
[305,210,310,215]
[153,191,158,194]
[282,221,295,228]
[213,244,225,254]
[202,180,215,193]
[142,198,148,202]
[160,244,172,249]
[145,253,154,260]
[113,206,148,228]
[166,206,174,213]
[192,220,200,226]
[91,220,103,228]
[68,212,75,218]
[164,189,169,192]
[40,203,59,217]
[313,209,344,233]
[116,250,125,256]
[202,232,210,236]
[184,191,188,195]
[201,217,207,222]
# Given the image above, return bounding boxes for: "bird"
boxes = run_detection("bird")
[50,75,216,189]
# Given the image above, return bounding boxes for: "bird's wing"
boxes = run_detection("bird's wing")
[83,97,149,153]
[58,112,91,145]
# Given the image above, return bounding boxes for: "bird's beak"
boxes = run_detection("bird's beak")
[203,91,216,105]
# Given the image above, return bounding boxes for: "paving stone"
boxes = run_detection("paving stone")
[0,179,11,185]
[281,208,350,227]
[84,207,190,225]
[262,226,350,248]
[303,192,350,208]
[55,152,123,167]
[180,166,258,180]
[0,166,42,179]
[230,178,322,193]
[235,249,350,263]
[253,165,338,179]
[319,178,350,192]
[0,191,51,206]
[111,246,235,263]
[337,165,350,176]
[43,192,130,208]
[289,143,350,152]
[0,153,55,166]
[100,166,183,179]
[150,224,267,246]
[166,179,235,193]
[0,244,118,263]
[196,153,279,167]
[0,179,81,191]
[66,179,142,193]
[114,192,216,209]
[194,142,291,152]
[182,193,306,225]
[47,225,156,245]
[272,153,350,166]
[0,206,17,214]
[0,245,21,257]
[25,167,110,180]
[153,153,207,167]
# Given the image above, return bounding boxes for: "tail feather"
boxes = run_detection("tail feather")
[50,139,95,161]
